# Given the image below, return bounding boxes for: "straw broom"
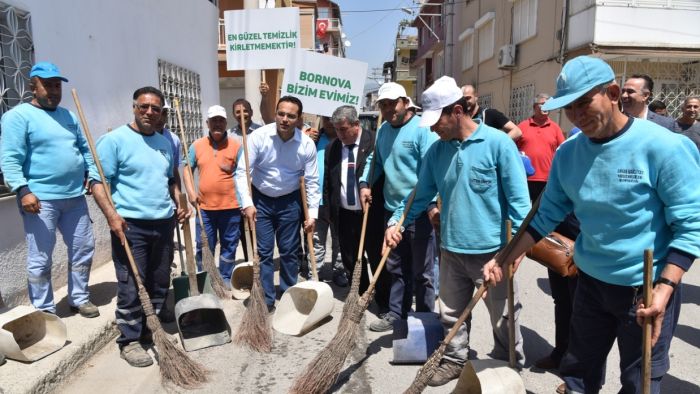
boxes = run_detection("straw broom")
[403,195,542,393]
[289,190,416,394]
[172,99,230,300]
[343,114,381,318]
[232,111,272,352]
[72,90,208,388]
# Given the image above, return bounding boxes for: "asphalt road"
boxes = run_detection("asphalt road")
[57,253,700,394]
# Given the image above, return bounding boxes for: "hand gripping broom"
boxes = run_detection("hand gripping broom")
[232,110,272,352]
[173,99,230,300]
[289,189,416,394]
[403,194,541,393]
[71,89,207,388]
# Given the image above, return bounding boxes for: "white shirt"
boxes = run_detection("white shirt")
[234,122,320,218]
[340,131,362,211]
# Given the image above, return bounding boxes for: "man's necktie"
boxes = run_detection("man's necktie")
[346,144,356,206]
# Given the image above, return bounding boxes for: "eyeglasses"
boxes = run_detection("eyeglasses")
[135,103,163,114]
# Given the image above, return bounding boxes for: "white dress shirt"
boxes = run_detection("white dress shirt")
[340,131,362,211]
[234,122,320,218]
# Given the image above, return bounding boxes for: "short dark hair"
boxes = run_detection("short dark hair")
[441,96,469,116]
[630,74,654,94]
[132,86,165,105]
[232,98,253,114]
[277,95,303,116]
[648,100,666,112]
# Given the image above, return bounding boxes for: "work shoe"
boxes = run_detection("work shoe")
[427,359,463,387]
[333,272,349,287]
[120,342,153,368]
[70,301,100,318]
[368,313,397,332]
[535,355,560,370]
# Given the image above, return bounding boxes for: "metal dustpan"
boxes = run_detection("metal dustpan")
[174,194,231,352]
[272,177,334,336]
[453,359,525,394]
[231,261,253,300]
[231,220,255,300]
[0,306,66,362]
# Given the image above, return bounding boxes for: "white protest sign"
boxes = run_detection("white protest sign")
[224,8,299,70]
[282,50,368,117]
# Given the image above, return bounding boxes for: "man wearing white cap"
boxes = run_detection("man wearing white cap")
[183,105,243,284]
[359,82,438,332]
[386,76,530,385]
[483,56,700,393]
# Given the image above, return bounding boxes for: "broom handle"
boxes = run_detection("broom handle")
[179,193,200,296]
[172,100,209,241]
[506,220,516,368]
[174,217,187,276]
[444,285,488,345]
[238,111,260,261]
[642,249,653,394]
[299,176,318,281]
[355,114,382,266]
[71,89,152,301]
[495,192,542,268]
[364,189,416,294]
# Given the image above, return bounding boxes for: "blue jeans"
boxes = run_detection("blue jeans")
[112,217,174,346]
[561,271,681,394]
[384,210,437,319]
[18,196,94,312]
[195,208,241,284]
[253,187,302,306]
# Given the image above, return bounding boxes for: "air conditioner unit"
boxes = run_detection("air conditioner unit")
[498,44,516,69]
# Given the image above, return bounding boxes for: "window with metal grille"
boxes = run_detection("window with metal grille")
[158,59,203,148]
[0,2,33,197]
[509,83,535,124]
[479,93,493,111]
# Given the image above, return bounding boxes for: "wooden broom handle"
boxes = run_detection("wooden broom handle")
[299,177,318,281]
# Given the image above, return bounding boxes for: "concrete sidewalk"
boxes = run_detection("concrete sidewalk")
[0,262,120,394]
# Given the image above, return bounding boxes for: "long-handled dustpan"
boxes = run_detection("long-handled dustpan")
[273,177,333,336]
[172,218,214,304]
[453,359,526,394]
[0,306,66,362]
[174,194,232,351]
[231,219,254,300]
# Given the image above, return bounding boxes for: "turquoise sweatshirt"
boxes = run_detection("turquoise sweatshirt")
[391,124,530,253]
[1,103,97,200]
[359,114,438,212]
[94,125,174,220]
[531,118,700,286]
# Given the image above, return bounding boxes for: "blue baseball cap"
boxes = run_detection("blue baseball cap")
[541,56,614,111]
[29,62,68,82]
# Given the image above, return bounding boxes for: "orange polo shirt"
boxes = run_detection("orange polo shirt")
[188,135,241,210]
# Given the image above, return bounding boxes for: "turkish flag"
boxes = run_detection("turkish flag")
[316,19,328,38]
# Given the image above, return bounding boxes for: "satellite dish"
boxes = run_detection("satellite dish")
[345,40,352,47]
[341,32,347,39]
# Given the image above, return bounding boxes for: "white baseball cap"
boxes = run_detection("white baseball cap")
[418,76,463,127]
[207,105,227,119]
[377,82,421,110]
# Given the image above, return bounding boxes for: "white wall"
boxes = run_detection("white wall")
[0,0,220,307]
[594,6,700,48]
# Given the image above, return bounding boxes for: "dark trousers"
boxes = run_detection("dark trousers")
[195,208,241,283]
[527,180,547,201]
[112,217,174,346]
[239,212,249,261]
[337,208,390,311]
[548,268,577,363]
[561,271,681,394]
[253,187,302,306]
[385,210,437,319]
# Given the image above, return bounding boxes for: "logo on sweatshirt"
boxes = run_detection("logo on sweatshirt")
[617,168,644,183]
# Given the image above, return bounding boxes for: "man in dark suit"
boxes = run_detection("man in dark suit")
[621,74,674,130]
[324,105,390,314]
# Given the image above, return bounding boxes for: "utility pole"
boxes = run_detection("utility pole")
[444,0,455,76]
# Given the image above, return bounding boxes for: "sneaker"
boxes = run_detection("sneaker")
[70,301,100,318]
[120,342,153,367]
[556,382,566,394]
[333,273,349,287]
[427,359,463,387]
[368,313,397,332]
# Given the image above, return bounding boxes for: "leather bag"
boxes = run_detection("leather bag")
[526,231,578,277]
